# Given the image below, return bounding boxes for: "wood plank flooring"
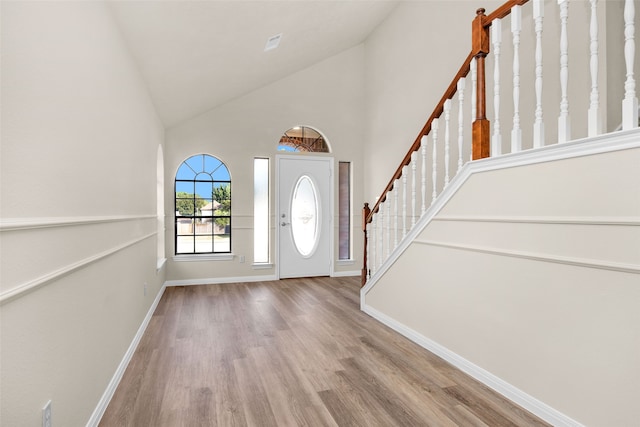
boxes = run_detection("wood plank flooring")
[100,276,550,426]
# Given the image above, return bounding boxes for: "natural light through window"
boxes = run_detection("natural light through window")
[254,158,269,264]
[175,154,231,255]
[277,126,330,152]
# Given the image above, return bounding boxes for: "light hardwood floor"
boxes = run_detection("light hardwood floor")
[100,276,550,426]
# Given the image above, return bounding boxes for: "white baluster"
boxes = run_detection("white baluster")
[623,0,638,130]
[558,0,571,142]
[511,5,522,152]
[471,58,477,121]
[402,166,408,238]
[587,0,601,136]
[431,119,439,205]
[385,199,391,259]
[379,203,385,262]
[443,99,452,187]
[533,0,545,147]
[457,78,465,172]
[410,151,417,227]
[364,223,372,281]
[370,215,376,273]
[420,135,427,215]
[491,19,502,156]
[393,179,399,248]
[378,208,384,267]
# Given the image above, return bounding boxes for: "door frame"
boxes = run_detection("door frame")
[275,154,334,279]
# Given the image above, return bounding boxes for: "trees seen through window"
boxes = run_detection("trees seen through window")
[175,154,231,254]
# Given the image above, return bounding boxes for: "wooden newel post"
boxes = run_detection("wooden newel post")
[361,202,371,287]
[472,8,491,160]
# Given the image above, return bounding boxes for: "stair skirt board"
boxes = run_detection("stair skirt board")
[361,129,640,296]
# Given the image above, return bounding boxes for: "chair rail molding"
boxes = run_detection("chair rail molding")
[0,214,156,232]
[0,231,157,305]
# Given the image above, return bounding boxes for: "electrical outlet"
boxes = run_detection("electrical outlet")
[239,255,245,263]
[42,400,52,427]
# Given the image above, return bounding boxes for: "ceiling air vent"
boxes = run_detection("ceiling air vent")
[264,33,282,52]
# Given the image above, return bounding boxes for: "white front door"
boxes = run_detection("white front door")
[277,155,333,278]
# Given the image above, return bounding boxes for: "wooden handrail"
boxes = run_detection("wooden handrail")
[362,0,534,286]
[365,1,532,223]
[485,0,529,24]
[365,51,475,222]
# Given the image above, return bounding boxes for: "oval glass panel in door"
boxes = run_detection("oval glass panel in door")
[291,175,320,257]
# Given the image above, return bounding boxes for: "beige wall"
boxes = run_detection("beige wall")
[364,146,640,426]
[362,0,638,204]
[165,45,366,282]
[363,0,503,203]
[0,1,165,425]
[2,0,637,425]
[355,1,640,424]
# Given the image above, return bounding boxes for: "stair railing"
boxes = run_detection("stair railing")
[362,0,638,286]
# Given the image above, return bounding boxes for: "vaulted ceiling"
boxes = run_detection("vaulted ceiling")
[109,1,399,128]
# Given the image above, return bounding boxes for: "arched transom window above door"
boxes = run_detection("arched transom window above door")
[278,126,330,153]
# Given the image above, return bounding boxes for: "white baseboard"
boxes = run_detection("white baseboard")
[360,303,585,427]
[331,269,360,277]
[164,274,277,287]
[86,284,167,427]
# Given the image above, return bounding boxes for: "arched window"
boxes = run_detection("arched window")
[277,126,330,152]
[175,154,231,255]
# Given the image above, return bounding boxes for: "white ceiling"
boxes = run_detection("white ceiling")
[109,0,399,128]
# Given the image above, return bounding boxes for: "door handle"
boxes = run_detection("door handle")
[281,222,290,226]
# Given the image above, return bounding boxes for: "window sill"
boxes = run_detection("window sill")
[252,263,274,270]
[173,254,234,262]
[336,259,355,266]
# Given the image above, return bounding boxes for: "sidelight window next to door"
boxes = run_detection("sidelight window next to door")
[253,157,352,266]
[338,161,351,260]
[254,158,270,264]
